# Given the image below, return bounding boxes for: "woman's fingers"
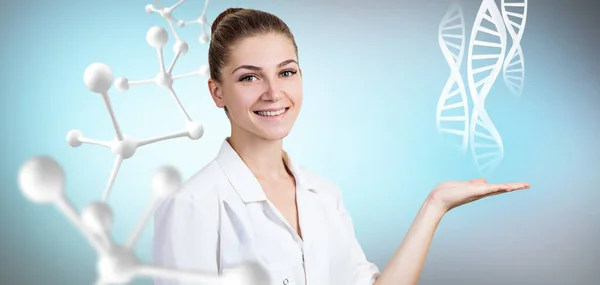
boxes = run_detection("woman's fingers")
[504,182,530,190]
[476,182,530,195]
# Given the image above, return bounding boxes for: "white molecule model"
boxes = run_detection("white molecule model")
[437,0,523,175]
[500,0,528,97]
[73,61,205,202]
[146,0,212,44]
[112,25,210,121]
[17,156,268,284]
[17,1,266,284]
[18,156,106,254]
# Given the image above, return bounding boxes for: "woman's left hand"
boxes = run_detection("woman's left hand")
[426,178,530,213]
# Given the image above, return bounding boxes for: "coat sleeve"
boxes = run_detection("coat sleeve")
[152,190,220,285]
[335,187,381,285]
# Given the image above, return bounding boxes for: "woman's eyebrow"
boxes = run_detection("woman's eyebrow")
[231,59,298,74]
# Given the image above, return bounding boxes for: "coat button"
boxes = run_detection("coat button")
[283,278,290,285]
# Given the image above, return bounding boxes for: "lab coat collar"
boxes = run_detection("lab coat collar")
[215,138,315,203]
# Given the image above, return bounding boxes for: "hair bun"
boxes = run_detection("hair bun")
[211,8,245,35]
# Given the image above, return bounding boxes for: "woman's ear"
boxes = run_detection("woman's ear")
[208,78,226,108]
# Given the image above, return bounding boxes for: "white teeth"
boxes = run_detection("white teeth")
[256,108,286,117]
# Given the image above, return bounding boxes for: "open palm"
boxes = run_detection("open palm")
[428,178,530,213]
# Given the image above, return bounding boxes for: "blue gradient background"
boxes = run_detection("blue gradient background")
[2,0,599,284]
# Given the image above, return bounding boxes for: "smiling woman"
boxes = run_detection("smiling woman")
[207,8,303,142]
[152,7,530,285]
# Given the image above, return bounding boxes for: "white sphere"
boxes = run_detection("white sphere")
[186,121,204,140]
[177,20,185,27]
[146,26,168,49]
[145,4,154,13]
[18,156,65,204]
[155,72,173,90]
[111,138,137,159]
[152,166,182,198]
[161,7,172,18]
[66,129,83,147]
[198,64,210,78]
[221,262,271,285]
[82,202,113,234]
[173,40,189,56]
[198,33,209,44]
[84,63,114,94]
[97,247,137,284]
[114,77,129,92]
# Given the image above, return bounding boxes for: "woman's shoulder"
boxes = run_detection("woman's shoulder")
[153,160,223,232]
[159,160,224,207]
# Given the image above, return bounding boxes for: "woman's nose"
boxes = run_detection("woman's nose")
[261,81,282,101]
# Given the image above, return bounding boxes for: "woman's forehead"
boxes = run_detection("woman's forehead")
[227,34,297,67]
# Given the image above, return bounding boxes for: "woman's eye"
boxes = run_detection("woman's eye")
[281,70,297,77]
[240,75,257,82]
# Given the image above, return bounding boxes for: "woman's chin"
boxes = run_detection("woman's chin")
[258,129,292,141]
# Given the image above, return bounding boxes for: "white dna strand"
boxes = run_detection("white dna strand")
[500,0,528,97]
[16,1,270,284]
[436,3,470,154]
[466,0,508,175]
[146,0,212,44]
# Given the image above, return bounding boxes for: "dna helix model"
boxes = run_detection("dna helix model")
[436,0,528,175]
[501,0,528,97]
[17,1,269,284]
[436,2,470,154]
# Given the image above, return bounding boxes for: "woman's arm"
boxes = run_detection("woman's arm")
[373,196,444,285]
[374,179,529,285]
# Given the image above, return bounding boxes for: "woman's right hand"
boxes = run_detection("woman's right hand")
[426,178,530,214]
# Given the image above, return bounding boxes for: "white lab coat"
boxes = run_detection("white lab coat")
[153,139,380,285]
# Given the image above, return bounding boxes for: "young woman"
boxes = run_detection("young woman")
[153,7,530,285]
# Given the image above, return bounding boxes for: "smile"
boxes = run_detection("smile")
[253,107,289,118]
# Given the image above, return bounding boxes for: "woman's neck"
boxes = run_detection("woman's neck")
[227,129,289,181]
